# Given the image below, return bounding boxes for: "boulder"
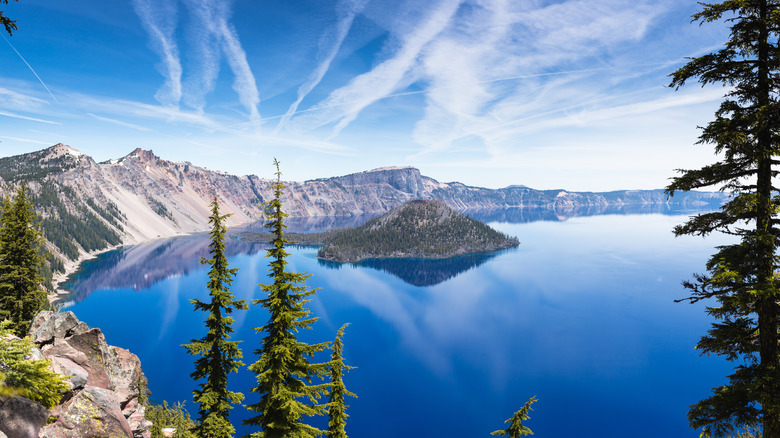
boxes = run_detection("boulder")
[38,386,133,438]
[47,356,88,391]
[56,329,112,390]
[0,396,49,438]
[28,312,85,345]
[40,339,88,368]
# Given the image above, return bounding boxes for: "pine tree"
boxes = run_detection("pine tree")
[0,320,68,408]
[182,196,247,438]
[491,396,537,438]
[0,184,48,338]
[1,0,19,36]
[244,159,329,438]
[327,324,356,438]
[667,2,780,437]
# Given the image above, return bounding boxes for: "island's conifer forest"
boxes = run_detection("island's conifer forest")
[7,1,780,437]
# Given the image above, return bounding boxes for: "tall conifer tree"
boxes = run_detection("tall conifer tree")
[327,324,356,438]
[0,184,48,338]
[245,159,329,438]
[182,196,247,438]
[667,1,780,436]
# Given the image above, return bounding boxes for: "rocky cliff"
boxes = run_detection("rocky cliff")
[0,311,151,438]
[0,144,727,281]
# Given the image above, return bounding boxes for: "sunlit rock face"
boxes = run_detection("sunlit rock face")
[29,311,152,438]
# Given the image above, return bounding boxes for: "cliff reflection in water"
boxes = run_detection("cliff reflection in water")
[62,235,267,304]
[61,205,716,304]
[317,250,512,287]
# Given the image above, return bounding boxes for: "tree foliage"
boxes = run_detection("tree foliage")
[0,0,18,36]
[317,200,518,263]
[182,196,247,438]
[0,320,67,408]
[666,1,780,437]
[147,401,197,438]
[0,185,48,338]
[244,160,329,438]
[327,324,356,438]
[491,396,537,438]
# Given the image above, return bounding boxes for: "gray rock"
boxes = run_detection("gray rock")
[47,356,88,391]
[38,386,133,438]
[28,312,83,345]
[0,396,49,438]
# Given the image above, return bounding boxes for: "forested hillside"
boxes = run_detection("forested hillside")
[317,200,519,262]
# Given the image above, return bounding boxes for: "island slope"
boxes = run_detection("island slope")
[316,199,519,263]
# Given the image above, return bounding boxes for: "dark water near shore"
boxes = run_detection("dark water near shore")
[63,209,734,437]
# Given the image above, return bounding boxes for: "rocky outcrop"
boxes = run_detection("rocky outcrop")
[0,311,153,438]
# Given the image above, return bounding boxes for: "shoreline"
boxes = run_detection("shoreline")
[48,227,222,303]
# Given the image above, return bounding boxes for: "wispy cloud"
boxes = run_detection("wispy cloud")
[0,135,53,145]
[179,0,260,124]
[286,0,463,138]
[274,0,368,133]
[133,0,182,108]
[87,113,152,131]
[0,110,61,125]
[133,0,260,124]
[0,87,49,110]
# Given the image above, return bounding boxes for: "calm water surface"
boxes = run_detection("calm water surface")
[64,212,734,437]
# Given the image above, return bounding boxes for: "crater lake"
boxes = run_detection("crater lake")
[62,209,733,437]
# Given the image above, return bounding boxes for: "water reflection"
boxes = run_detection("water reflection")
[62,235,266,303]
[62,206,722,302]
[464,204,719,223]
[65,213,737,438]
[317,250,514,287]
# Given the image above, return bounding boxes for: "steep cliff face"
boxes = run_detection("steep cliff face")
[0,144,727,278]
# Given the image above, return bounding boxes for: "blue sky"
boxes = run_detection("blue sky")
[0,0,730,190]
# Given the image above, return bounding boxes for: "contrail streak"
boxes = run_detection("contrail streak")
[1,32,59,103]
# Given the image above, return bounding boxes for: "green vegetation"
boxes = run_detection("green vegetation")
[147,195,175,222]
[0,320,68,408]
[317,199,518,262]
[244,160,330,438]
[35,181,122,262]
[327,324,356,438]
[491,396,537,438]
[0,149,77,182]
[0,185,49,337]
[182,196,247,438]
[147,401,197,438]
[666,2,780,437]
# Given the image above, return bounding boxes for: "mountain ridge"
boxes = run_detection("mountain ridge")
[0,144,727,287]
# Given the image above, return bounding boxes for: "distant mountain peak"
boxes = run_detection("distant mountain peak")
[45,143,83,159]
[365,166,418,173]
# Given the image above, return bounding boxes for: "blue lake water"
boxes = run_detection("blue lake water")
[63,211,735,437]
